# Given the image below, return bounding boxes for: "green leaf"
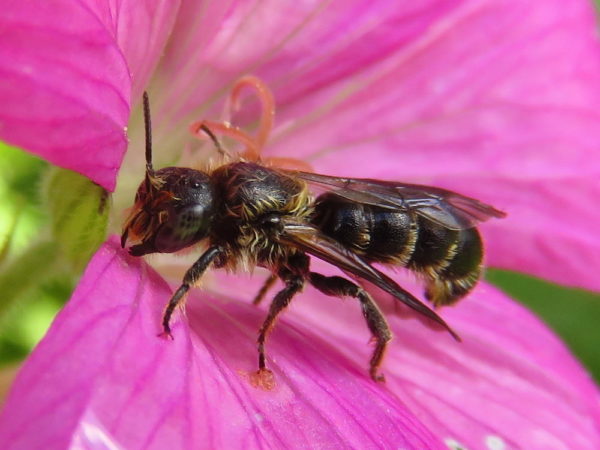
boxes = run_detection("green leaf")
[0,143,48,262]
[0,274,72,365]
[43,168,110,272]
[0,204,21,265]
[487,269,600,382]
[0,240,59,323]
[0,142,47,199]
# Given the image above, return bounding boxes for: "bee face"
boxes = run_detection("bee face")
[122,167,217,256]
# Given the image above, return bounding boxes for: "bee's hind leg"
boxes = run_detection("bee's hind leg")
[255,253,309,382]
[308,272,392,382]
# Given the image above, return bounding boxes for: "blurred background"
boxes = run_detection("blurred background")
[0,140,599,405]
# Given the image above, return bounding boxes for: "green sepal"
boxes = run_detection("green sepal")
[42,168,110,272]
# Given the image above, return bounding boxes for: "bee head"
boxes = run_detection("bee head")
[121,167,216,256]
[121,93,216,256]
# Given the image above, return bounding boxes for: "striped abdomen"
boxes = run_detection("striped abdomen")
[311,192,483,306]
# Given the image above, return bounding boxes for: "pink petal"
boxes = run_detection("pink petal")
[0,0,130,191]
[144,0,600,291]
[0,238,439,449]
[2,239,599,449]
[269,0,600,179]
[282,275,600,449]
[80,0,182,100]
[146,0,466,146]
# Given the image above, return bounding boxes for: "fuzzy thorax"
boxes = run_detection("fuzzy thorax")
[209,162,314,271]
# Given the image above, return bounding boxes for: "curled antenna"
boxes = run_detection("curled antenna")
[143,92,153,174]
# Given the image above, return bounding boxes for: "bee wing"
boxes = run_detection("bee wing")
[278,218,460,341]
[291,171,506,230]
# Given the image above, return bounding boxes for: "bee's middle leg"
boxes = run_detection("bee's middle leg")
[252,273,277,305]
[256,253,309,373]
[308,272,392,382]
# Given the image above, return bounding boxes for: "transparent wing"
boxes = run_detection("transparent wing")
[291,171,506,230]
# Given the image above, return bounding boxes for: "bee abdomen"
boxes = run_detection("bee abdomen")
[364,208,416,265]
[313,193,484,307]
[312,193,371,251]
[417,224,483,307]
[408,218,459,272]
[312,193,415,264]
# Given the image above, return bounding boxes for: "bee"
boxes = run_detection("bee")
[122,79,505,383]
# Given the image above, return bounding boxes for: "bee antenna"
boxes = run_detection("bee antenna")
[143,91,154,174]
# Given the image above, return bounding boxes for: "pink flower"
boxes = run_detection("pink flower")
[1,0,600,448]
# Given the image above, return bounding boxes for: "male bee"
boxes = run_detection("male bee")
[122,79,505,383]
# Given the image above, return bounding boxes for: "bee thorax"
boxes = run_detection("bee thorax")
[210,162,313,268]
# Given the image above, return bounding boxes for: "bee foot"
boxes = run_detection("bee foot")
[370,370,386,383]
[158,330,174,341]
[250,368,276,391]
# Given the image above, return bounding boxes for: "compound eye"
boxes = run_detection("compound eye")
[153,204,213,253]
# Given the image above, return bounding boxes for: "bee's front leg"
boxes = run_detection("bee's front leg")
[160,245,223,338]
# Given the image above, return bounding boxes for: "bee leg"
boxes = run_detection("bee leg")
[308,272,392,382]
[160,245,223,339]
[256,275,304,373]
[252,273,278,305]
[256,254,309,374]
